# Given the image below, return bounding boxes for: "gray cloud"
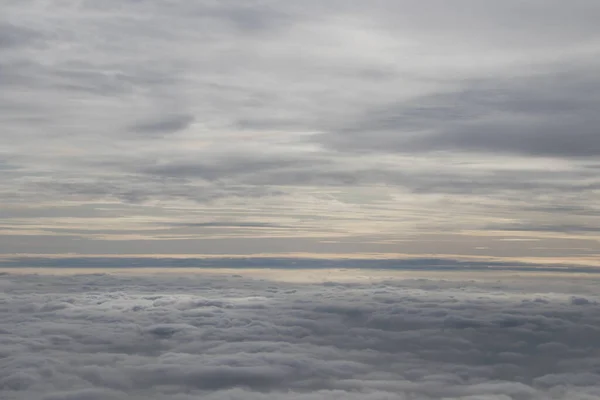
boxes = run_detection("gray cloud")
[2,271,600,399]
[0,256,561,270]
[131,114,195,135]
[141,157,322,181]
[485,223,600,234]
[1,0,600,259]
[163,221,290,229]
[0,22,41,49]
[319,66,600,158]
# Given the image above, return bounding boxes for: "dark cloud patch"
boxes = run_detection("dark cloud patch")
[131,114,195,135]
[516,204,600,217]
[417,118,600,158]
[163,221,290,229]
[320,67,600,158]
[27,177,286,205]
[41,388,124,400]
[0,204,122,219]
[1,271,600,399]
[486,223,600,234]
[132,148,600,197]
[244,165,600,198]
[140,156,331,182]
[0,256,596,272]
[202,3,295,34]
[0,160,20,171]
[0,22,41,49]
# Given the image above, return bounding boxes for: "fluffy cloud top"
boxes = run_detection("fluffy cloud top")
[1,270,600,399]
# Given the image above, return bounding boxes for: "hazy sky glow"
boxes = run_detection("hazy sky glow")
[1,0,600,265]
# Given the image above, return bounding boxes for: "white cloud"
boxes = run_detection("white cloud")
[1,270,600,399]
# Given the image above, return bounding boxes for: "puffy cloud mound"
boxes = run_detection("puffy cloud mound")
[1,270,600,399]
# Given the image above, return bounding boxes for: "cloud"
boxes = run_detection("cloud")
[2,255,599,272]
[162,221,290,229]
[42,388,124,400]
[484,223,600,235]
[1,270,600,400]
[1,0,600,259]
[0,22,41,49]
[318,66,600,158]
[140,156,322,181]
[130,114,195,135]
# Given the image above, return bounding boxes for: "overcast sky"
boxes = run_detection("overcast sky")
[1,0,599,264]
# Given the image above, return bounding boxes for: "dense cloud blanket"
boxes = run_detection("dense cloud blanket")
[1,270,600,399]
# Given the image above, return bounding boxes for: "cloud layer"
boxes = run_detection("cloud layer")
[1,270,600,399]
[1,0,600,259]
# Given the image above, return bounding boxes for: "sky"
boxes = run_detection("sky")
[1,0,600,266]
